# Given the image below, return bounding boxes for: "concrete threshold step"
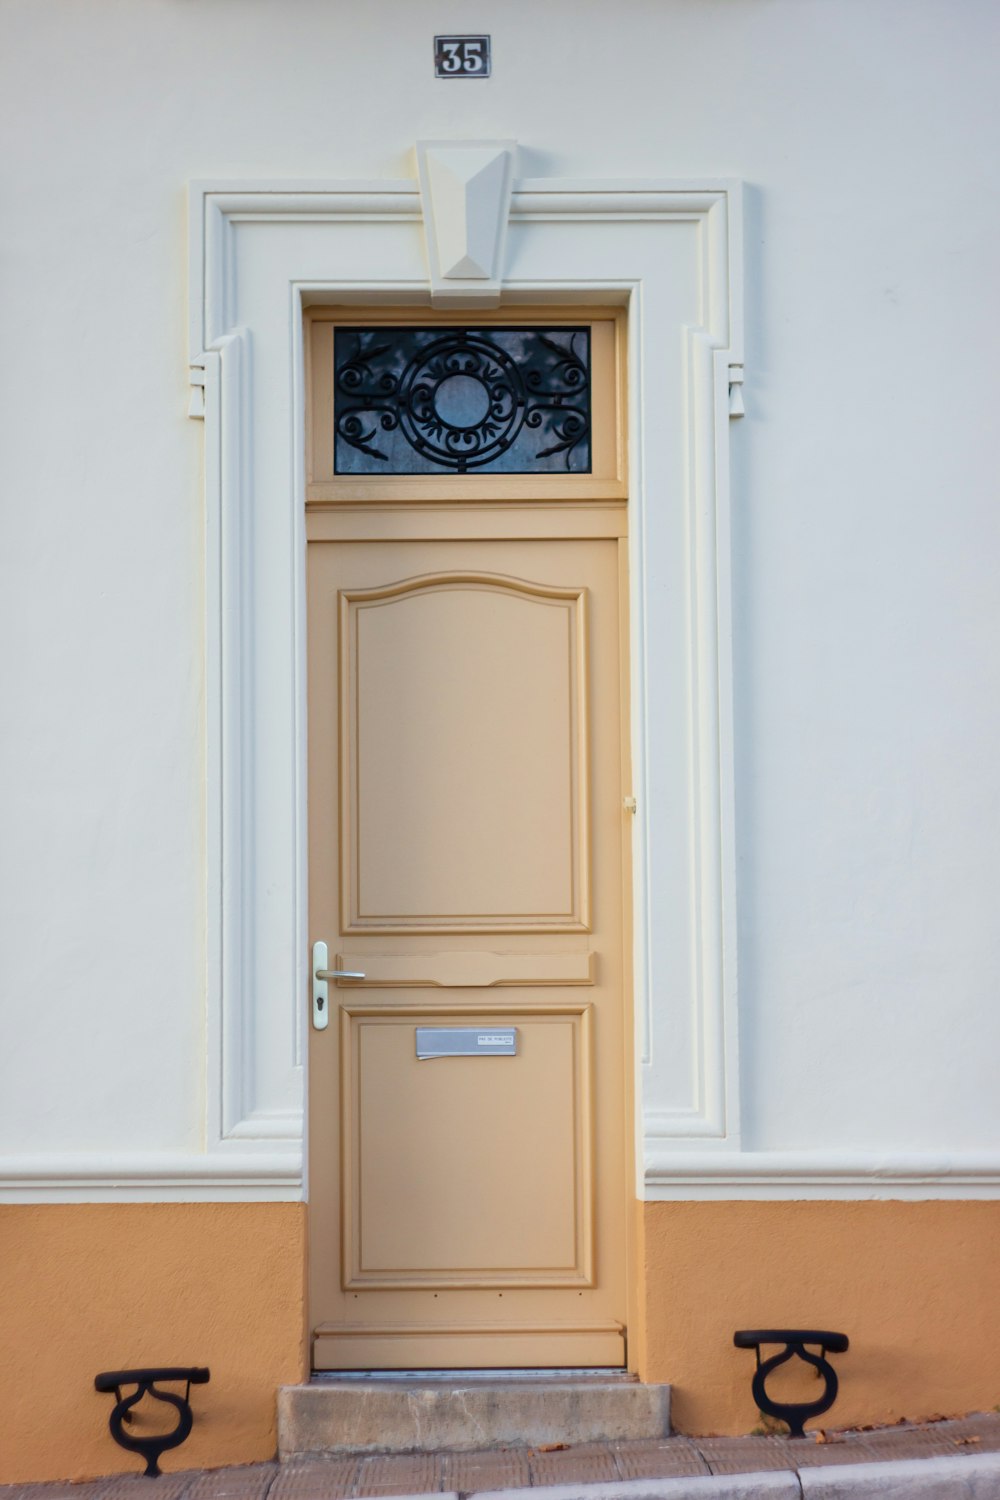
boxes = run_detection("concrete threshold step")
[278,1371,671,1459]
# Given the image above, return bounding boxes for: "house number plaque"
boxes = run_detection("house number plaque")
[434,35,491,77]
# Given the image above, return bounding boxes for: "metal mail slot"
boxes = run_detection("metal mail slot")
[415,1026,518,1059]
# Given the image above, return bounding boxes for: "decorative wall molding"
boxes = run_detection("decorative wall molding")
[0,1151,302,1204]
[9,1145,997,1205]
[645,1150,1000,1201]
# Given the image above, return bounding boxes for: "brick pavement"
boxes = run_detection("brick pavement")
[4,1412,1000,1499]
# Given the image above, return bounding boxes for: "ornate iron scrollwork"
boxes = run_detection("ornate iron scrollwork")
[334,326,591,475]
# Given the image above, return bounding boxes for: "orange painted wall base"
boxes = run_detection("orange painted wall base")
[1,1203,307,1484]
[6,1198,1000,1479]
[639,1200,1000,1435]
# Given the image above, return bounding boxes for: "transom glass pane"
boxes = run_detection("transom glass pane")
[334,326,592,475]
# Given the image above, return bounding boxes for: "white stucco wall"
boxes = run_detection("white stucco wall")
[2,0,998,1194]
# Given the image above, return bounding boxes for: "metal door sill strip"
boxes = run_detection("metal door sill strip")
[310,1367,636,1383]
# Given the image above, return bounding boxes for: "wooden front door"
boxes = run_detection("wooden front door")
[306,312,630,1370]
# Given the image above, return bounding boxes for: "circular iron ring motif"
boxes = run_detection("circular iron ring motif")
[397,334,526,469]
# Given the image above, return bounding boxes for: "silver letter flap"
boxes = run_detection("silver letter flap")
[415,1026,518,1059]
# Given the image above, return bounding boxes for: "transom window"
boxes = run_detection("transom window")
[306,309,625,501]
[333,326,592,475]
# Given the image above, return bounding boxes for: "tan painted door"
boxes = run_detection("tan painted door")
[308,534,629,1368]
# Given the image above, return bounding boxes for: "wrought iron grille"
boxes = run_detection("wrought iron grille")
[333,326,592,475]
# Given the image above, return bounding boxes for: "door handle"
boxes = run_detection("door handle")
[311,941,366,1031]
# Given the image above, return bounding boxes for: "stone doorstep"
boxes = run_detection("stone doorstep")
[278,1381,672,1459]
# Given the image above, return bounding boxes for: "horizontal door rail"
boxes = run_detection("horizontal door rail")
[334,951,594,987]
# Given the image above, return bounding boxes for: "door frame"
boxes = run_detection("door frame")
[187,176,742,1220]
[303,305,635,1368]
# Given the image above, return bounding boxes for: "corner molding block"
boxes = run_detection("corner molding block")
[189,361,206,419]
[728,362,745,417]
[416,140,516,307]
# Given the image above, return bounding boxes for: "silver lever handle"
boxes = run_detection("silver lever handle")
[311,941,366,1031]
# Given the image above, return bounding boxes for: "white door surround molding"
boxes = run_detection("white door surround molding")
[185,165,746,1201]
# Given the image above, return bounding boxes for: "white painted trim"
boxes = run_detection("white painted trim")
[644,1150,1000,1201]
[10,1146,998,1205]
[0,1151,302,1204]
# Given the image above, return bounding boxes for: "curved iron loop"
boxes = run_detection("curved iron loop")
[733,1330,848,1438]
[95,1367,210,1477]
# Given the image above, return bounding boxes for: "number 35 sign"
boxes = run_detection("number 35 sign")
[434,35,491,77]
